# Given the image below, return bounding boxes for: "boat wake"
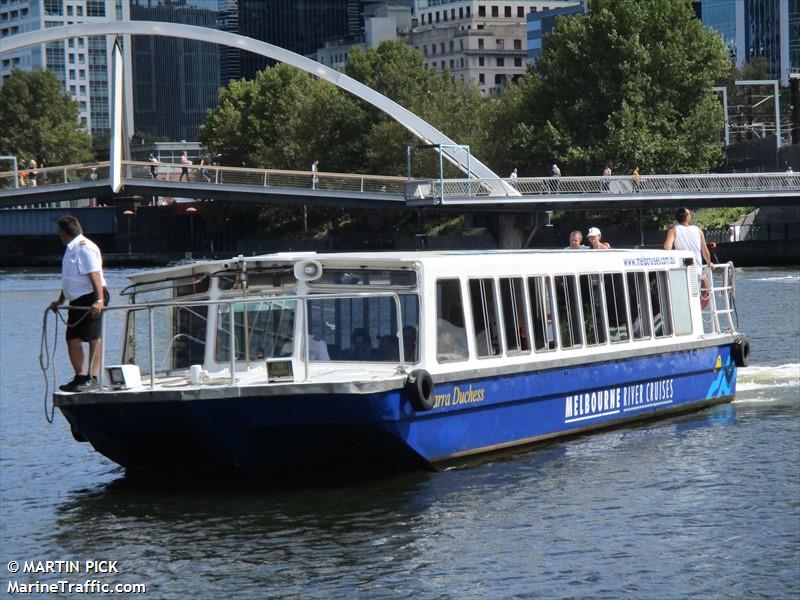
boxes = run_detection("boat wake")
[734,363,800,395]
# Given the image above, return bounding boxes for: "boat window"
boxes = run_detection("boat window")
[175,274,210,296]
[500,277,530,354]
[527,276,556,352]
[469,278,501,358]
[215,299,296,362]
[554,275,582,349]
[216,268,295,291]
[436,279,469,362]
[310,269,417,287]
[579,274,607,346]
[648,271,673,338]
[627,272,652,340]
[603,273,630,343]
[306,294,419,362]
[669,270,693,335]
[167,304,208,369]
[126,303,208,373]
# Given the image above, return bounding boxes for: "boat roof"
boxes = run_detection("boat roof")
[128,248,694,284]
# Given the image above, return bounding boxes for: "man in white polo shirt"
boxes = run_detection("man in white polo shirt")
[49,215,109,392]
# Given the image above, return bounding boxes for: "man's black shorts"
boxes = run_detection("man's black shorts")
[66,289,110,342]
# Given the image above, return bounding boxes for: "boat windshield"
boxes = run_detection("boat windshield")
[307,294,419,362]
[214,299,297,362]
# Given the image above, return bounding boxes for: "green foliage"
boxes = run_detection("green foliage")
[693,207,755,229]
[0,69,92,166]
[484,0,730,178]
[199,64,368,171]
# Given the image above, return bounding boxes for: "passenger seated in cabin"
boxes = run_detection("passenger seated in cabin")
[402,325,417,362]
[475,324,500,356]
[344,328,382,361]
[280,335,330,360]
[436,318,468,361]
[378,334,399,361]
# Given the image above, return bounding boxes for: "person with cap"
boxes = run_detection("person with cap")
[551,164,561,178]
[586,227,610,249]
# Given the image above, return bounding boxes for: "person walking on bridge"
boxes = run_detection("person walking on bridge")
[49,216,109,393]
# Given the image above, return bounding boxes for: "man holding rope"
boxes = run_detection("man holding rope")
[49,215,109,392]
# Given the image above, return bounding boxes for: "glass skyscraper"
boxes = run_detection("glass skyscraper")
[222,0,361,82]
[129,0,221,141]
[701,0,797,83]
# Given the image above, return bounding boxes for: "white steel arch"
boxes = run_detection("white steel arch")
[3,21,513,191]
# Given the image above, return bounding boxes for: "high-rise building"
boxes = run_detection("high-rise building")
[409,1,580,96]
[315,2,413,71]
[221,0,362,82]
[526,2,585,65]
[129,0,221,141]
[0,0,124,136]
[701,0,798,84]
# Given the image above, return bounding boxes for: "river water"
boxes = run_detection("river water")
[1,267,798,599]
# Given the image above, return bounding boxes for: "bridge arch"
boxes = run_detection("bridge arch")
[4,21,508,186]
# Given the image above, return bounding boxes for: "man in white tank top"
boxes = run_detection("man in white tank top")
[664,207,714,308]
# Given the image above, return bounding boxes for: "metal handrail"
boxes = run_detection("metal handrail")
[704,262,737,334]
[406,172,800,200]
[62,290,407,391]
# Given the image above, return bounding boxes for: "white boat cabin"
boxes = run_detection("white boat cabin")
[112,249,734,389]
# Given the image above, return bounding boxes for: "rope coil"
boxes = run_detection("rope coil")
[39,306,93,423]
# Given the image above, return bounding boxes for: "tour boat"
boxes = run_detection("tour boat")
[54,249,749,474]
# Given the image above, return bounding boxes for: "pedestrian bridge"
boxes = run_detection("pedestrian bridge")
[2,162,799,211]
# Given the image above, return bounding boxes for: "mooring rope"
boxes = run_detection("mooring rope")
[38,306,92,424]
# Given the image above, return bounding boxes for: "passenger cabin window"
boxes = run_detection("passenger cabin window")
[500,277,530,354]
[310,268,416,287]
[603,273,630,342]
[669,270,693,335]
[215,299,296,362]
[469,278,501,357]
[627,272,651,340]
[648,271,673,337]
[436,279,469,362]
[554,275,582,348]
[306,295,419,362]
[579,274,607,346]
[172,305,207,369]
[527,276,555,351]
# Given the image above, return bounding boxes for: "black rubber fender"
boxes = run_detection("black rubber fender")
[732,338,750,368]
[405,369,435,411]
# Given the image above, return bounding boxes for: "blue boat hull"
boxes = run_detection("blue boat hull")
[57,344,738,474]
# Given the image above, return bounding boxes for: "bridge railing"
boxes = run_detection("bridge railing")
[122,161,407,195]
[0,162,110,190]
[406,172,800,200]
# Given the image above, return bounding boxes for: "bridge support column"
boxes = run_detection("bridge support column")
[497,212,552,249]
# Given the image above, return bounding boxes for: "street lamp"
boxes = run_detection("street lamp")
[186,206,197,258]
[123,209,134,254]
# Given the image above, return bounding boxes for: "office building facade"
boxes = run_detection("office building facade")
[129,0,221,142]
[525,2,584,65]
[701,0,798,84]
[220,0,362,82]
[0,0,125,136]
[408,0,580,96]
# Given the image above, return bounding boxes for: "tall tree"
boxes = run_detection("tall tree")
[0,69,92,166]
[199,64,368,172]
[483,0,730,177]
[347,41,485,176]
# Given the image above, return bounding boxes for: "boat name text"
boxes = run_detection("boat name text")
[433,385,485,409]
[565,378,674,423]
